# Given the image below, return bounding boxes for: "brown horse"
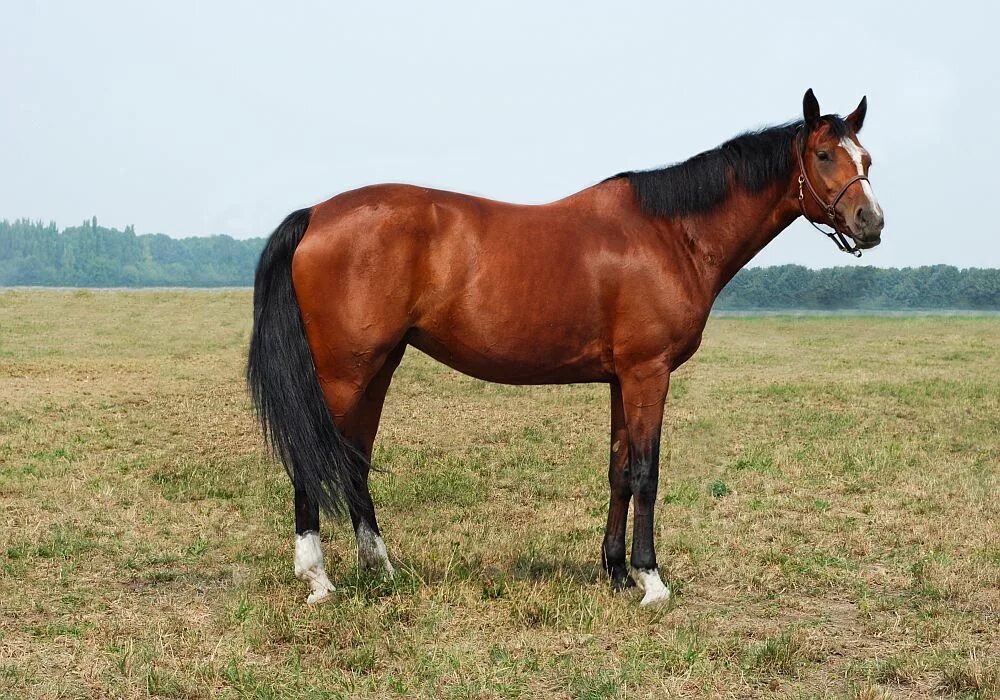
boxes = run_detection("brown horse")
[247,89,883,606]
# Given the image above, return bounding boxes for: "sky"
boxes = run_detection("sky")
[2,2,996,268]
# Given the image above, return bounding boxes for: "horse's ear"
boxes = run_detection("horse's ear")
[846,95,867,133]
[803,89,821,129]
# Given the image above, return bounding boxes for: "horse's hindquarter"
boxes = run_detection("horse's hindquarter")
[294,183,706,386]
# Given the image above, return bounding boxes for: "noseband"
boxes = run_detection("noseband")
[795,128,869,257]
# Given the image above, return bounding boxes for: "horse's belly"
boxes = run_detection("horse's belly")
[405,325,613,385]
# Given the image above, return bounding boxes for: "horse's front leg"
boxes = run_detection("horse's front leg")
[618,361,671,607]
[602,381,634,590]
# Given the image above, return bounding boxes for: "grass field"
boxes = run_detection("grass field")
[1,290,997,699]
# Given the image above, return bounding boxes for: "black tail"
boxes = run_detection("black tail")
[247,208,367,517]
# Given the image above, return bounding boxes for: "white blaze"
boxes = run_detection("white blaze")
[839,137,883,218]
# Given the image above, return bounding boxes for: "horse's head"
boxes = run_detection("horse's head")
[798,89,884,251]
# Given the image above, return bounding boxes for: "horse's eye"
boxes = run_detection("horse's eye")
[817,151,830,161]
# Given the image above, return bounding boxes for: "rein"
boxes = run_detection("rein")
[795,128,868,257]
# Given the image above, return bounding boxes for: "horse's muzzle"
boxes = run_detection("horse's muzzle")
[851,205,884,247]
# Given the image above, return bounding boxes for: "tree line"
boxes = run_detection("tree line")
[0,218,264,287]
[1,218,998,309]
[715,263,999,310]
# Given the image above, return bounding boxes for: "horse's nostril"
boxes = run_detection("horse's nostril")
[856,207,866,224]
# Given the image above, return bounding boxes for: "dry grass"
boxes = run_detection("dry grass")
[1,290,998,699]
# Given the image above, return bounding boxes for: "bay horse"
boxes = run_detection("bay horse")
[247,89,884,606]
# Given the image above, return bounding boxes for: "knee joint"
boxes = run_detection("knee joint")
[629,460,659,499]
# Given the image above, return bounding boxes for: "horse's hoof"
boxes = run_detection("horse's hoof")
[611,573,636,592]
[634,568,671,607]
[357,523,396,576]
[639,587,671,607]
[358,560,395,578]
[306,585,334,605]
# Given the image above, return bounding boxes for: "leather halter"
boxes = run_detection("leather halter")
[795,127,869,257]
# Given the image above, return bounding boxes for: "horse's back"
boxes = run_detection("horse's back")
[292,182,622,310]
[289,183,630,382]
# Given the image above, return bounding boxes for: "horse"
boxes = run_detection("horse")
[247,89,884,606]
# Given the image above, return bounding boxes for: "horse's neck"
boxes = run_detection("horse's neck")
[686,179,801,297]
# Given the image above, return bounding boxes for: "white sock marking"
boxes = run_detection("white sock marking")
[295,531,335,604]
[356,521,394,576]
[633,568,671,607]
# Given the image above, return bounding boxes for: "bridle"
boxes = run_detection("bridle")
[795,127,869,257]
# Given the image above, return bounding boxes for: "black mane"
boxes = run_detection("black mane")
[610,116,850,218]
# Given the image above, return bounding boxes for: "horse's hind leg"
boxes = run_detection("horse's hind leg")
[343,342,406,575]
[294,484,335,604]
[291,340,403,603]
